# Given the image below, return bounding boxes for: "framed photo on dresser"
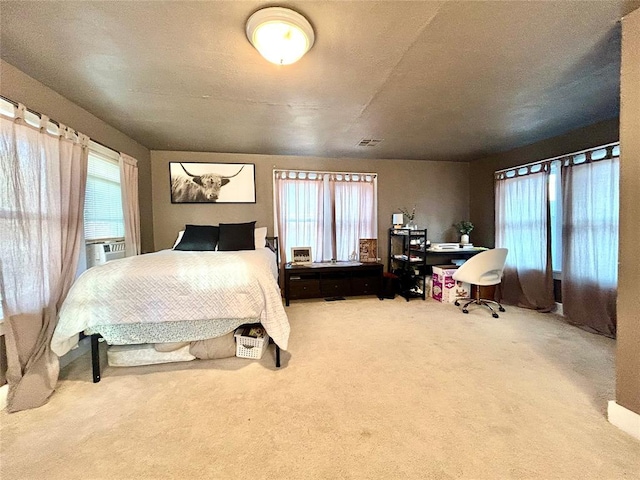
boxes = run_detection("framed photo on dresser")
[291,247,313,265]
[359,238,378,262]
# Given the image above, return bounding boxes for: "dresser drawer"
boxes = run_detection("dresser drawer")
[288,279,321,299]
[351,276,381,295]
[284,263,383,305]
[321,277,351,297]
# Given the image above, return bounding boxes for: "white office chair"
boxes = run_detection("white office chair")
[452,248,508,318]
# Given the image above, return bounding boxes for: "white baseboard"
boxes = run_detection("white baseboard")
[608,400,640,440]
[0,384,7,411]
[555,302,563,315]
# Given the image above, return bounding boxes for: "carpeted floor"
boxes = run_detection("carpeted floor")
[1,297,639,479]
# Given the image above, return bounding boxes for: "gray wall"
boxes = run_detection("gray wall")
[0,60,155,253]
[151,151,470,268]
[617,7,640,415]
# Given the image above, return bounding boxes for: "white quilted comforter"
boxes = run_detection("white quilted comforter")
[52,248,290,356]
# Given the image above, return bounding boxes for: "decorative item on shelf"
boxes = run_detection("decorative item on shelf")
[291,246,312,265]
[392,213,404,229]
[399,206,417,229]
[359,238,378,263]
[454,220,474,245]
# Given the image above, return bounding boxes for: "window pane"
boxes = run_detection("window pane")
[275,171,378,263]
[84,151,124,241]
[334,180,376,260]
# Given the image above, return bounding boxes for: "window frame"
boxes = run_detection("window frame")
[83,141,124,244]
[273,170,378,263]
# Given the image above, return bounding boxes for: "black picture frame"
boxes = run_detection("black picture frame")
[169,162,256,204]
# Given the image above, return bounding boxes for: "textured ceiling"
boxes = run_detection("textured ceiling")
[1,1,638,161]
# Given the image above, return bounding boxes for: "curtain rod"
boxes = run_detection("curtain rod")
[494,141,619,174]
[0,94,121,155]
[274,168,377,177]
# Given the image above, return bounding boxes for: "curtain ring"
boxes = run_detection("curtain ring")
[15,103,26,124]
[39,115,49,132]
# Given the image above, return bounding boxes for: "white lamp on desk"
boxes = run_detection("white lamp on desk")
[392,213,403,228]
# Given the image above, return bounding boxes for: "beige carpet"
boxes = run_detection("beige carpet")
[1,297,639,479]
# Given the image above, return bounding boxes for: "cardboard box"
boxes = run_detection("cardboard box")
[431,265,470,303]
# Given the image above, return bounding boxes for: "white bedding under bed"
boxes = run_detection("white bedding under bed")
[52,246,289,374]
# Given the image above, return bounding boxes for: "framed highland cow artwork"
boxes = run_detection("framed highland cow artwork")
[169,162,256,203]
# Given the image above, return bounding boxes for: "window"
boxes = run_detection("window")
[84,143,124,241]
[0,97,124,243]
[274,171,377,263]
[499,143,619,277]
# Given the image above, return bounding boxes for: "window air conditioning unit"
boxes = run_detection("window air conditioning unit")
[86,241,126,268]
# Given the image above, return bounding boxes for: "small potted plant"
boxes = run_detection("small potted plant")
[454,221,474,244]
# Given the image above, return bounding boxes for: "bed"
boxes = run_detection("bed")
[52,226,289,382]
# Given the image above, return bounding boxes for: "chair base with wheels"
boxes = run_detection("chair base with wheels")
[451,248,509,318]
[454,285,506,318]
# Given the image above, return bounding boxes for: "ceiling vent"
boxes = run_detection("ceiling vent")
[357,138,383,147]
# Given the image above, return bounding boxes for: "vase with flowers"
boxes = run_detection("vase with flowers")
[399,206,417,229]
[454,220,474,244]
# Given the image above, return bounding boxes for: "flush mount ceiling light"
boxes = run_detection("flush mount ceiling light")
[246,7,315,65]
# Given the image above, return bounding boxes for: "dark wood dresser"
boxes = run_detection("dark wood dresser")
[283,262,383,306]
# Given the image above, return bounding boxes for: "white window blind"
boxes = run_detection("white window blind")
[84,147,124,241]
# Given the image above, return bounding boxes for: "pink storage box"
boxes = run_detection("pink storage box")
[432,265,470,303]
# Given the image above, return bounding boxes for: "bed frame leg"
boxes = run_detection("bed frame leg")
[275,345,281,368]
[91,334,101,383]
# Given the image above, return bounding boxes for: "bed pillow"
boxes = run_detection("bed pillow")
[154,341,190,353]
[254,226,268,249]
[173,224,219,251]
[218,221,257,251]
[172,230,185,249]
[189,332,236,360]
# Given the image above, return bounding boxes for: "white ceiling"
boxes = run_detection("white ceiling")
[1,1,638,161]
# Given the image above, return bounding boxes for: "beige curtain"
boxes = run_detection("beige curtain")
[331,174,377,261]
[0,104,88,412]
[274,171,326,263]
[562,153,619,337]
[274,171,378,263]
[495,168,554,310]
[119,153,140,256]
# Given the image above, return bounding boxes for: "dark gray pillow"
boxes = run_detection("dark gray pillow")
[218,221,256,251]
[174,224,219,251]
